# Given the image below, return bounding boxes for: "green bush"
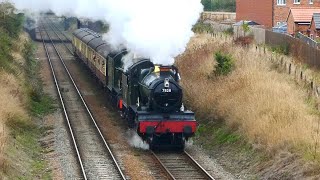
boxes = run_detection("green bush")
[271,44,290,55]
[214,51,234,75]
[192,21,214,34]
[223,27,234,35]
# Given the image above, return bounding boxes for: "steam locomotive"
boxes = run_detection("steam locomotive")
[72,28,196,149]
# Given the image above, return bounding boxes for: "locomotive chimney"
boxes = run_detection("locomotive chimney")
[77,19,81,29]
[159,66,171,77]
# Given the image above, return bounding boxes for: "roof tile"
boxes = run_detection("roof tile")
[290,8,320,22]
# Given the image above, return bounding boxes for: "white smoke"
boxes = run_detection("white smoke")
[185,138,194,147]
[121,52,146,71]
[7,0,203,65]
[126,129,149,150]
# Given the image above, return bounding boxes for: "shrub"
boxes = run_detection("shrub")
[214,51,234,76]
[271,44,290,55]
[192,21,214,34]
[223,27,234,35]
[234,36,253,46]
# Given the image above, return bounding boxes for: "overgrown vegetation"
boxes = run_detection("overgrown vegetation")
[176,34,320,169]
[201,0,236,12]
[270,44,290,55]
[0,2,24,74]
[23,40,55,116]
[196,124,241,145]
[234,36,253,46]
[192,21,214,34]
[223,27,234,35]
[214,51,234,76]
[0,1,53,179]
[241,22,250,36]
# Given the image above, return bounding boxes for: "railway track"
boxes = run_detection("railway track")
[47,17,73,41]
[152,151,215,180]
[44,20,74,56]
[39,21,126,180]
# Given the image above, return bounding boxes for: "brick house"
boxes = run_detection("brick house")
[286,8,320,35]
[310,13,320,38]
[236,0,320,28]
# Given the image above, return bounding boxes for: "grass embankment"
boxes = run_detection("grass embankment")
[176,34,320,161]
[0,2,55,179]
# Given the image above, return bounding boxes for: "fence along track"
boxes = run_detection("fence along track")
[39,21,126,180]
[152,151,215,180]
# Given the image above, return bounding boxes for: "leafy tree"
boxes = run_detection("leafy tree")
[241,21,250,36]
[0,1,24,72]
[0,1,24,38]
[201,0,236,12]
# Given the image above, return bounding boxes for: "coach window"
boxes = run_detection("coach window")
[92,52,96,61]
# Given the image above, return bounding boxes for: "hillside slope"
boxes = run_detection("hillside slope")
[176,34,320,179]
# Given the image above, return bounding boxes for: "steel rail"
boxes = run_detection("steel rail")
[41,21,127,180]
[151,151,176,180]
[45,20,74,55]
[184,151,215,180]
[39,24,88,180]
[47,17,72,41]
[151,150,215,180]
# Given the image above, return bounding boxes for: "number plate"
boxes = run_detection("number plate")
[162,89,172,93]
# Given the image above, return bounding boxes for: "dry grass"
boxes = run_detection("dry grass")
[0,36,28,171]
[176,34,320,155]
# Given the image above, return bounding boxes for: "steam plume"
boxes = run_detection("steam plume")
[7,0,203,65]
[126,129,149,150]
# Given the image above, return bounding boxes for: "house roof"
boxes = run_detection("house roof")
[312,13,320,29]
[233,20,260,26]
[287,8,320,23]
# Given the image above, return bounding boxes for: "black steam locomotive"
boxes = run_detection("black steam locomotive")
[72,28,196,149]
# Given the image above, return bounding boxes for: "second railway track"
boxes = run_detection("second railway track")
[39,21,126,180]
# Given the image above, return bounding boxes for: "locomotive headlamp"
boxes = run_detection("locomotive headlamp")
[164,78,170,88]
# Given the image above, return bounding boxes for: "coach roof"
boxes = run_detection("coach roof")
[88,38,105,50]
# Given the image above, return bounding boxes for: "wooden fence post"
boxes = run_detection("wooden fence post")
[289,63,291,74]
